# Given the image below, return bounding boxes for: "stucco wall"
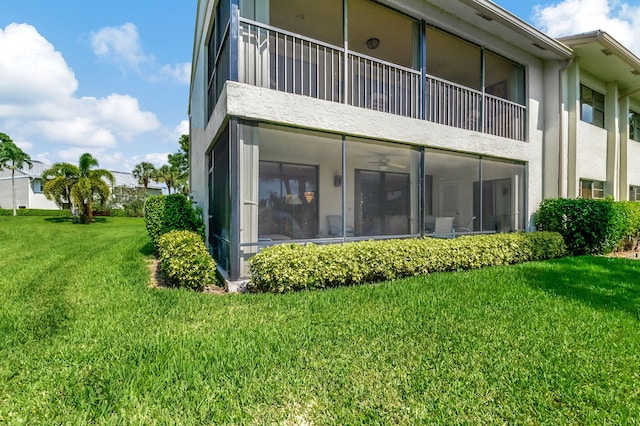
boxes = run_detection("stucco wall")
[576,121,608,182]
[628,140,640,186]
[0,174,30,209]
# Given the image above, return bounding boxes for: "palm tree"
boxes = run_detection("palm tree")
[41,162,79,210]
[0,133,33,216]
[73,153,115,224]
[42,153,114,224]
[132,162,156,190]
[152,164,179,194]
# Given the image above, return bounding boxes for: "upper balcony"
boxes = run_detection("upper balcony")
[208,0,528,142]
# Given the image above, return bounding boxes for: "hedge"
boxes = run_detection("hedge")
[144,194,204,246]
[157,230,217,291]
[0,208,72,217]
[249,231,567,293]
[535,198,640,255]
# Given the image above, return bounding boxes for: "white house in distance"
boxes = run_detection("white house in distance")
[0,161,59,210]
[0,162,164,210]
[188,0,640,285]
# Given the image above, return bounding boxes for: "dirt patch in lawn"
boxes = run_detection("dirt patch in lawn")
[146,258,226,294]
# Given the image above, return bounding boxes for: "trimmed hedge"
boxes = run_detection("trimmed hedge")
[144,194,204,246]
[157,230,217,291]
[0,208,72,217]
[249,232,567,293]
[535,198,640,255]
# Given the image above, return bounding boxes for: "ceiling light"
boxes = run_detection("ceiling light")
[366,37,380,49]
[601,49,613,56]
[476,13,493,21]
[632,70,640,76]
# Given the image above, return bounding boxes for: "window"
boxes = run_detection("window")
[630,111,640,142]
[580,84,605,128]
[32,179,43,193]
[258,161,318,239]
[630,186,640,201]
[580,179,604,199]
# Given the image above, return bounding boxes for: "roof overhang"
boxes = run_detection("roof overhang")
[559,30,640,97]
[422,0,573,61]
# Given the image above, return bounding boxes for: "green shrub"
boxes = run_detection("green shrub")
[157,230,217,291]
[144,194,203,247]
[535,198,629,255]
[110,208,127,217]
[0,208,72,217]
[144,195,166,245]
[249,232,567,293]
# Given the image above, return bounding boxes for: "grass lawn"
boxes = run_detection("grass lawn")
[1,216,639,424]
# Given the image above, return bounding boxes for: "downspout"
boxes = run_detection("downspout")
[558,57,573,198]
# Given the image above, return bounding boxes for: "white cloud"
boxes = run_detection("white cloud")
[533,0,640,55]
[174,119,189,139]
[0,23,78,104]
[144,152,171,167]
[91,23,191,84]
[0,23,160,162]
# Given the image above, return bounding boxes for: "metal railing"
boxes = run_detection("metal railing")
[237,19,526,141]
[425,75,482,132]
[347,52,421,118]
[239,19,343,102]
[483,94,526,141]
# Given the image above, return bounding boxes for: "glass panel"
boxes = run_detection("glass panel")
[270,0,343,46]
[485,51,525,105]
[347,138,420,237]
[424,150,479,233]
[426,27,481,90]
[210,125,231,272]
[480,158,526,232]
[242,123,342,244]
[349,0,419,69]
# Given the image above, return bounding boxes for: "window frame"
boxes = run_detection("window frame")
[580,84,605,128]
[580,179,605,199]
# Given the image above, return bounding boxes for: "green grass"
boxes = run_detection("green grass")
[1,216,640,424]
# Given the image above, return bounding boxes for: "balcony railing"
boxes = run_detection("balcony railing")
[348,52,421,118]
[237,18,526,141]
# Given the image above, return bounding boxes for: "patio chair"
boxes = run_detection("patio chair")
[454,216,476,233]
[327,215,354,237]
[430,216,455,238]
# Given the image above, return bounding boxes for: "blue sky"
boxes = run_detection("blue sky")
[1,0,640,172]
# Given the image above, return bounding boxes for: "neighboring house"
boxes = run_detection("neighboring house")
[0,161,60,210]
[0,163,164,210]
[188,0,640,285]
[109,171,164,196]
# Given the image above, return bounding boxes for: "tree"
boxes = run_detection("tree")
[169,134,189,194]
[0,132,33,216]
[42,153,114,224]
[41,162,79,209]
[132,161,156,189]
[152,164,179,194]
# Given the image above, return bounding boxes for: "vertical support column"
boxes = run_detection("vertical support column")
[605,81,619,199]
[341,136,347,242]
[480,47,486,133]
[342,0,349,105]
[420,20,426,121]
[566,60,579,198]
[229,0,240,82]
[419,147,425,236]
[619,95,629,200]
[229,117,241,281]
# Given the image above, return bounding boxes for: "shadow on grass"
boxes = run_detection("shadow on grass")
[522,256,640,319]
[43,217,108,224]
[140,241,155,256]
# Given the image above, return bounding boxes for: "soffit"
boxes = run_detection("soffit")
[413,0,572,61]
[559,31,640,97]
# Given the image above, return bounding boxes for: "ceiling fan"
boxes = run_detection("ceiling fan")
[368,153,407,170]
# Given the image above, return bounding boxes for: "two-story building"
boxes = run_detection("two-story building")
[189,0,639,287]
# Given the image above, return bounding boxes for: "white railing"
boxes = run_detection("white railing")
[347,52,421,119]
[483,94,526,141]
[237,19,526,141]
[425,75,482,132]
[239,19,343,102]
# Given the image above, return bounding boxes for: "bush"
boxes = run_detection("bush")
[0,208,72,217]
[249,232,567,293]
[535,198,631,255]
[157,230,217,291]
[144,194,203,247]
